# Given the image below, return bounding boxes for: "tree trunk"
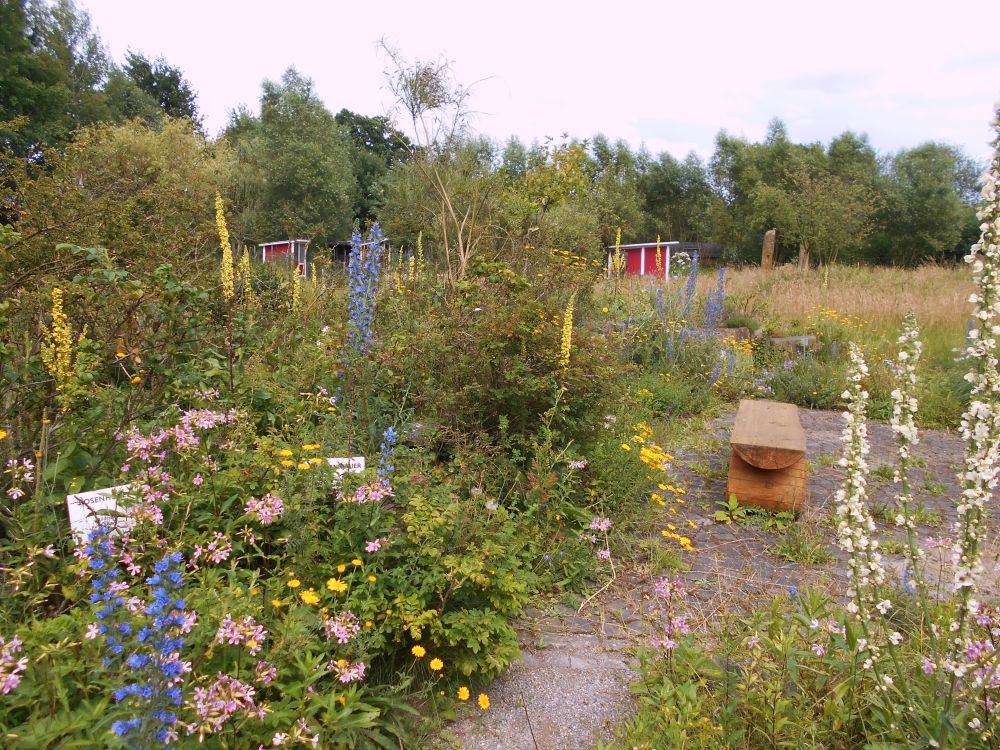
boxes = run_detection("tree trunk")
[798,241,810,270]
[761,229,777,271]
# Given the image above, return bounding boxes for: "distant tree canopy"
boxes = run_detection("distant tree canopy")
[1,19,985,269]
[223,68,356,245]
[0,0,201,157]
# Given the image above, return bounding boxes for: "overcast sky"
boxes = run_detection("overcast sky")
[83,0,1000,163]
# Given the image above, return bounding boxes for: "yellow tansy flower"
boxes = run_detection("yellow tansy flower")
[411,645,426,658]
[429,658,443,671]
[457,686,470,701]
[326,578,347,593]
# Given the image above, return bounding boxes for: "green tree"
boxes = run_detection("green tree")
[878,143,980,265]
[225,67,355,244]
[752,159,879,267]
[334,108,410,224]
[123,50,200,124]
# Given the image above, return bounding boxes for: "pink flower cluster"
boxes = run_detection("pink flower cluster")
[323,611,360,644]
[245,494,285,525]
[215,614,268,656]
[589,516,612,532]
[266,718,320,747]
[254,661,277,685]
[191,533,232,567]
[1,635,27,695]
[364,536,389,553]
[4,457,34,500]
[348,477,394,504]
[327,659,366,683]
[650,575,690,650]
[187,673,264,741]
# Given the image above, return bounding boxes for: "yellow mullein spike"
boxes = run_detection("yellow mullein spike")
[559,292,576,369]
[238,245,254,302]
[655,234,662,273]
[215,193,234,302]
[408,254,415,283]
[40,288,76,412]
[291,267,301,312]
[416,231,424,278]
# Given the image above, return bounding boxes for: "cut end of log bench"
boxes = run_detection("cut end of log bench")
[727,399,808,513]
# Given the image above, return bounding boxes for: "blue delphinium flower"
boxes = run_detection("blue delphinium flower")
[344,223,384,362]
[87,530,187,749]
[681,250,700,322]
[703,266,726,328]
[378,426,398,478]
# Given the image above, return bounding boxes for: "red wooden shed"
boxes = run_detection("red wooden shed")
[259,239,310,277]
[606,241,679,279]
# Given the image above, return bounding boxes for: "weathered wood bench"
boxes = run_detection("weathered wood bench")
[727,399,808,513]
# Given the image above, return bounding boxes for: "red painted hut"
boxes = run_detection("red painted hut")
[606,241,678,279]
[259,239,310,277]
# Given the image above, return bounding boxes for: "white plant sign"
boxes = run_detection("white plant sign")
[326,456,366,484]
[66,484,138,541]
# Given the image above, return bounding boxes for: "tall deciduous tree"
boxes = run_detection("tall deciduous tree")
[123,51,200,125]
[225,68,355,244]
[753,160,879,267]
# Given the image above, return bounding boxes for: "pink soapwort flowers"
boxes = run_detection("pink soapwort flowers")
[215,614,267,656]
[254,661,278,685]
[345,477,394,504]
[190,533,232,567]
[364,536,389,553]
[186,673,262,741]
[322,611,360,644]
[649,575,690,651]
[1,635,28,694]
[327,659,366,683]
[589,516,612,532]
[245,494,285,525]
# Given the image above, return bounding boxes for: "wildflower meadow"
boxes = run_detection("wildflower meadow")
[1,15,998,746]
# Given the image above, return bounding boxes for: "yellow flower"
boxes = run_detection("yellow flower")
[271,599,283,608]
[250,588,259,596]
[300,588,320,605]
[478,693,490,710]
[457,686,470,701]
[326,577,348,593]
[0,429,7,440]
[620,443,631,451]
[365,620,374,628]
[559,292,575,369]
[602,307,609,313]
[286,579,301,588]
[411,645,426,658]
[215,193,234,302]
[337,564,347,573]
[309,457,322,465]
[297,461,310,470]
[278,449,294,457]
[301,444,320,451]
[367,575,377,583]
[429,658,443,671]
[351,558,362,566]
[280,460,294,468]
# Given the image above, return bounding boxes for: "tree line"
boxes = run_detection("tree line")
[1,0,984,275]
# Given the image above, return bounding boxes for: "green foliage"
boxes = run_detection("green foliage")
[225,67,355,244]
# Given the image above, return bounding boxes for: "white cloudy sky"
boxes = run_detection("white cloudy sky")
[84,0,1000,162]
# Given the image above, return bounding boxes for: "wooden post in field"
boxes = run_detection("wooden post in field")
[761,229,776,271]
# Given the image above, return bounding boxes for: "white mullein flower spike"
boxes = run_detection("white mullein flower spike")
[949,102,1000,657]
[834,342,888,622]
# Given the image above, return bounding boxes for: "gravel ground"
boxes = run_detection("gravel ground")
[439,408,994,750]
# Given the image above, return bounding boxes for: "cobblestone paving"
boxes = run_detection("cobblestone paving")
[442,409,996,750]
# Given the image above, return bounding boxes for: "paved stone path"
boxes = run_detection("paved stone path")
[441,409,994,750]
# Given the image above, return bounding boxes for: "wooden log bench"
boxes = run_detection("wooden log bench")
[727,399,808,513]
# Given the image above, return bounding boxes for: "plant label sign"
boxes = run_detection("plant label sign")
[326,456,365,483]
[66,485,138,541]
